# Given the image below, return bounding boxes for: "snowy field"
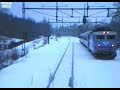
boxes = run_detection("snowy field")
[0,37,120,88]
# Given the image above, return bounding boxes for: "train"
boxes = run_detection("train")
[79,27,118,59]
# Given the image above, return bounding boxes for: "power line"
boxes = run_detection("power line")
[41,4,68,7]
[27,9,56,17]
[73,10,84,15]
[56,2,58,22]
[88,10,107,17]
[24,7,120,10]
[58,16,80,18]
[26,9,110,23]
[48,21,103,23]
[22,2,119,25]
[94,2,105,7]
[87,16,109,18]
[58,10,71,17]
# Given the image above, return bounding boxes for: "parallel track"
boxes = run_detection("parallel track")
[47,39,75,88]
[46,40,71,88]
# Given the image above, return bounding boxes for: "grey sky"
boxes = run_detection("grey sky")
[9,2,115,27]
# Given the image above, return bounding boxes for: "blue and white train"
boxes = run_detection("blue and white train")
[79,27,118,59]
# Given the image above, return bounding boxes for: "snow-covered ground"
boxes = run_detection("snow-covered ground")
[0,37,46,68]
[0,37,120,88]
[74,38,120,88]
[0,36,22,47]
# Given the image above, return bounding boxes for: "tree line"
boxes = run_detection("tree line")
[54,19,94,37]
[0,10,52,41]
[108,2,120,40]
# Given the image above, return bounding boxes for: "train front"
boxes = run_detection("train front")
[93,31,117,59]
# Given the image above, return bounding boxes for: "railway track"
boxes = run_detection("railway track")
[69,40,74,88]
[46,39,75,88]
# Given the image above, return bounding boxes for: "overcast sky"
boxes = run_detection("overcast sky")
[9,2,115,27]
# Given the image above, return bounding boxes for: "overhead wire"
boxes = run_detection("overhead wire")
[94,2,105,7]
[27,9,56,17]
[88,10,107,17]
[25,3,113,24]
[58,10,72,17]
[73,10,84,15]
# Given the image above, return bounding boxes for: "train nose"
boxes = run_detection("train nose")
[102,41,109,45]
[96,42,115,49]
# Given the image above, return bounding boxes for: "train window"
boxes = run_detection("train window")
[96,35,104,40]
[107,35,115,40]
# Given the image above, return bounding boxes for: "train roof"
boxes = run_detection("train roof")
[80,26,117,36]
[93,31,117,35]
[80,30,117,37]
[92,26,112,32]
[80,31,91,36]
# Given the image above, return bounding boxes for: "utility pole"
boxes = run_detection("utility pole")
[71,8,73,18]
[84,3,86,17]
[56,2,58,22]
[79,17,80,25]
[107,8,110,17]
[22,2,25,19]
[48,18,50,44]
[40,2,67,23]
[86,2,89,31]
[95,18,97,25]
[83,3,86,24]
[87,2,89,17]
[55,26,57,41]
[22,2,26,56]
[62,17,63,28]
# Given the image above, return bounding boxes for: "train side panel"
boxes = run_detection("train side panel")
[88,34,95,53]
[79,31,90,48]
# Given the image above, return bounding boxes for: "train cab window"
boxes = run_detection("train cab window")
[96,35,104,40]
[107,35,115,40]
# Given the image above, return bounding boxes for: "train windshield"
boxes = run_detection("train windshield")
[96,35,105,40]
[107,35,115,40]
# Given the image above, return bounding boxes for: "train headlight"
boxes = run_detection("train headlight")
[98,44,101,47]
[102,31,109,34]
[102,31,106,34]
[112,44,114,47]
[107,31,109,34]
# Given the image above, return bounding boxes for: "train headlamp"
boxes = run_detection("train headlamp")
[102,31,109,34]
[107,31,109,34]
[112,44,114,47]
[98,44,101,47]
[102,31,106,34]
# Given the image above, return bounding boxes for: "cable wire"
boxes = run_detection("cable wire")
[73,10,84,15]
[88,10,107,17]
[94,2,105,7]
[27,9,56,17]
[58,10,71,17]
